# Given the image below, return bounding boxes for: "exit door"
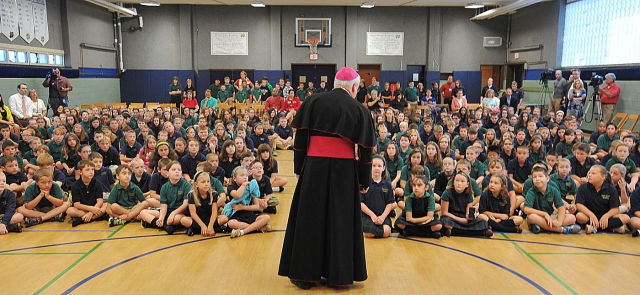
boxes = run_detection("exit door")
[357,64,381,86]
[291,64,337,91]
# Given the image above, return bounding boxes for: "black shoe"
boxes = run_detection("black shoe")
[164,225,176,235]
[71,217,83,227]
[25,217,42,227]
[389,210,396,218]
[264,206,277,214]
[52,213,65,222]
[442,228,452,237]
[431,231,442,239]
[6,223,22,232]
[220,225,231,233]
[186,228,194,236]
[279,186,285,193]
[484,226,493,238]
[632,229,640,237]
[327,282,350,290]
[392,224,405,237]
[290,279,316,290]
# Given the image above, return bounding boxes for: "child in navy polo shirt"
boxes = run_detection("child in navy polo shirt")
[196,162,227,208]
[523,166,580,234]
[206,153,225,184]
[236,127,254,152]
[478,173,523,233]
[180,170,223,237]
[248,122,270,154]
[180,139,206,182]
[0,172,24,233]
[274,116,294,150]
[249,159,279,214]
[148,158,171,208]
[2,156,30,205]
[507,146,532,195]
[174,137,187,159]
[628,186,640,237]
[131,158,151,198]
[89,152,115,192]
[605,144,639,189]
[360,156,398,238]
[576,165,630,234]
[568,143,594,187]
[67,160,107,227]
[97,137,121,169]
[120,130,142,164]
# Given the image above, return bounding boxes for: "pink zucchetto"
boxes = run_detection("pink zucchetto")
[335,67,359,81]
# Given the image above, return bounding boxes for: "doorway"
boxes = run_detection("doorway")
[291,64,337,91]
[480,65,502,90]
[406,65,426,86]
[506,63,525,90]
[357,64,381,86]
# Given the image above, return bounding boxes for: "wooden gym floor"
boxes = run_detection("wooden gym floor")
[2,150,639,295]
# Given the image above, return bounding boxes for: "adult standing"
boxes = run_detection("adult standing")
[599,73,620,124]
[279,67,375,289]
[550,70,567,115]
[430,82,440,104]
[480,78,499,100]
[440,75,455,110]
[42,68,72,115]
[168,76,182,109]
[8,83,33,126]
[183,78,196,99]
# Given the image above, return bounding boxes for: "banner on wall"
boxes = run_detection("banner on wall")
[211,32,248,55]
[1,0,19,41]
[32,0,47,45]
[366,32,404,56]
[17,0,34,43]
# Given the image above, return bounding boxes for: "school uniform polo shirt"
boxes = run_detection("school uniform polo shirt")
[400,165,431,183]
[121,141,143,159]
[71,178,103,206]
[452,136,466,151]
[479,191,511,215]
[605,157,637,176]
[98,147,121,167]
[528,149,547,164]
[482,174,515,191]
[236,88,249,103]
[549,173,577,201]
[209,175,225,195]
[445,176,482,197]
[131,172,151,193]
[166,132,183,148]
[469,160,487,180]
[23,150,35,162]
[404,192,436,218]
[249,175,273,199]
[361,179,395,216]
[507,159,533,183]
[218,91,230,103]
[24,182,64,209]
[47,140,65,162]
[108,183,145,207]
[597,134,619,152]
[524,184,564,215]
[628,188,640,218]
[576,182,620,218]
[94,167,115,193]
[0,189,17,225]
[249,133,270,148]
[523,178,559,198]
[458,139,474,156]
[149,172,169,193]
[555,142,574,158]
[377,137,390,152]
[275,125,294,140]
[187,191,213,218]
[568,156,595,178]
[212,166,225,184]
[160,178,191,210]
[5,171,27,186]
[180,152,206,178]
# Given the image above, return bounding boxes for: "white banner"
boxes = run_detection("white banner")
[211,32,248,55]
[32,0,47,45]
[17,0,33,43]
[1,0,19,41]
[366,32,404,56]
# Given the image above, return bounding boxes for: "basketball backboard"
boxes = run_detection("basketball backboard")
[295,18,331,47]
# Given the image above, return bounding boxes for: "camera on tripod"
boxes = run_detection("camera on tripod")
[540,68,554,83]
[589,72,603,87]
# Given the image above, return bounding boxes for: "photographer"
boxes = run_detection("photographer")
[599,73,620,123]
[42,68,73,115]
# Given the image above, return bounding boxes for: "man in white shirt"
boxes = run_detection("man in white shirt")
[8,83,33,126]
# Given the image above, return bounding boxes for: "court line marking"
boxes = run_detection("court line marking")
[0,233,169,254]
[467,236,640,257]
[0,252,87,256]
[61,236,223,295]
[502,234,578,295]
[404,237,551,295]
[33,223,127,295]
[528,252,613,255]
[22,229,116,233]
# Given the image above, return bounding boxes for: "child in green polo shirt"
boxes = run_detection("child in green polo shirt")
[549,158,578,214]
[606,144,639,189]
[523,166,580,234]
[218,85,230,103]
[18,168,70,227]
[106,165,148,227]
[1,140,25,172]
[47,127,66,168]
[466,146,487,184]
[139,161,191,234]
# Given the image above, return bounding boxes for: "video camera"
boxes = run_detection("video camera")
[589,72,603,87]
[46,68,57,80]
[540,68,554,85]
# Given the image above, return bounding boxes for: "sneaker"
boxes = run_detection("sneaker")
[52,213,65,222]
[431,231,442,239]
[562,224,581,234]
[515,226,523,233]
[6,223,22,232]
[632,229,640,237]
[220,225,232,233]
[484,226,493,238]
[442,228,452,237]
[108,217,125,227]
[141,220,150,228]
[279,186,285,193]
[263,206,277,214]
[25,217,42,227]
[230,229,243,238]
[389,210,396,218]
[585,224,597,234]
[71,217,83,227]
[259,224,273,233]
[272,150,278,156]
[529,224,541,234]
[613,225,626,234]
[164,225,176,235]
[186,228,194,236]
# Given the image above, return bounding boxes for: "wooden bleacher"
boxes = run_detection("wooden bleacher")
[612,113,627,132]
[128,102,144,109]
[620,114,639,132]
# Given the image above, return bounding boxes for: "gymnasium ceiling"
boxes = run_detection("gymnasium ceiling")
[117,0,518,7]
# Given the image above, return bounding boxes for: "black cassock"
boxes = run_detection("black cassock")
[278,88,376,285]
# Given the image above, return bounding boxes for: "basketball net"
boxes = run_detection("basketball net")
[308,39,319,60]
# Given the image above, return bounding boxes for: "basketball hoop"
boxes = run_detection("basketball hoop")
[308,39,319,60]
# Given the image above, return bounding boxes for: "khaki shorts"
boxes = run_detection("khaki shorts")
[34,206,55,213]
[121,203,140,213]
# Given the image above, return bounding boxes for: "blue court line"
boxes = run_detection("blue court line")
[22,229,116,233]
[0,234,169,254]
[467,236,640,257]
[404,237,551,295]
[62,236,224,294]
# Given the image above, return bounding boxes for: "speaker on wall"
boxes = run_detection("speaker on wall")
[483,37,503,47]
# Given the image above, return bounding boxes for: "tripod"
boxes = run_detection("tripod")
[583,86,602,123]
[538,80,552,115]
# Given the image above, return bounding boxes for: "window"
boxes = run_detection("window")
[16,51,28,63]
[562,0,640,67]
[55,55,63,65]
[0,50,7,62]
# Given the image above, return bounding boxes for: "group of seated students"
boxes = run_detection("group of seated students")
[360,101,640,239]
[0,95,302,238]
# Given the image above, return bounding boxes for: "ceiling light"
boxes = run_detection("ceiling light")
[465,3,484,9]
[140,1,160,6]
[361,2,374,8]
[251,1,265,7]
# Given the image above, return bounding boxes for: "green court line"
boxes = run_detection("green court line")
[529,252,613,255]
[33,223,127,295]
[501,234,578,295]
[0,252,87,256]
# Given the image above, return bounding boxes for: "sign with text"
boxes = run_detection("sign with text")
[366,32,403,56]
[211,32,248,55]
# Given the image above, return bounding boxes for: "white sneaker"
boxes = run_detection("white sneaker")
[230,229,243,238]
[613,225,626,234]
[586,224,597,234]
[259,224,272,233]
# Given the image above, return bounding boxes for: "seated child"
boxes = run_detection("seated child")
[482,158,520,215]
[465,146,487,184]
[576,165,629,234]
[478,173,524,233]
[394,175,441,238]
[257,143,288,192]
[139,161,190,234]
[2,156,31,205]
[507,146,533,194]
[248,160,279,214]
[67,160,108,227]
[610,164,630,213]
[97,137,121,169]
[89,152,115,192]
[628,187,640,237]
[196,162,227,208]
[180,139,206,182]
[568,142,595,186]
[22,136,41,164]
[47,127,66,168]
[25,145,49,177]
[130,158,151,197]
[434,157,455,201]
[605,143,639,189]
[440,171,493,237]
[106,165,148,226]
[549,158,578,214]
[17,169,70,226]
[0,172,24,233]
[148,158,171,208]
[120,130,142,164]
[360,156,397,238]
[180,171,223,236]
[35,154,67,191]
[206,153,225,184]
[1,140,25,172]
[219,166,271,238]
[523,166,580,234]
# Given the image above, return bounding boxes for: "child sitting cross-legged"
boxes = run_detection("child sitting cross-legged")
[17,168,70,227]
[67,160,108,227]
